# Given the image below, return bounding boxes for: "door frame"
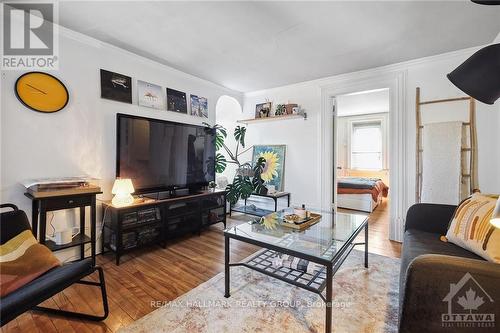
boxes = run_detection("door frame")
[319,70,407,242]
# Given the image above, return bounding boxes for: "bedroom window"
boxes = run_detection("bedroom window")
[350,121,383,170]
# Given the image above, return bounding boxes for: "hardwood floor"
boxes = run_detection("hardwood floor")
[2,202,400,333]
[348,198,402,259]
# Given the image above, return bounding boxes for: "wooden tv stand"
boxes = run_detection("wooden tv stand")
[102,189,226,265]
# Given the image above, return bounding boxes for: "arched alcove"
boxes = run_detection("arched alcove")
[214,95,243,185]
[215,95,243,123]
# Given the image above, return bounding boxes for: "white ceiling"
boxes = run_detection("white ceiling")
[337,89,389,117]
[58,1,500,92]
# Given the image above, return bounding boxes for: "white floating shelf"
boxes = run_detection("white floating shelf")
[236,113,307,125]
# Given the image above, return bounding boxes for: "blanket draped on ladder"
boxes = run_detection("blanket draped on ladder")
[421,121,462,205]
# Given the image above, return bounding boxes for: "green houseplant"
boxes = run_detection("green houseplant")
[204,123,266,205]
[275,104,286,116]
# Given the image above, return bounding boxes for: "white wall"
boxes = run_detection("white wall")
[234,46,500,212]
[0,27,242,259]
[243,85,322,208]
[336,89,389,117]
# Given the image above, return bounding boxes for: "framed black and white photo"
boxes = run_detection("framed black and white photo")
[138,80,163,109]
[100,69,132,103]
[166,88,187,114]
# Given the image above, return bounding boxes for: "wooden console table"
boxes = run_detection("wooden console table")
[25,186,102,265]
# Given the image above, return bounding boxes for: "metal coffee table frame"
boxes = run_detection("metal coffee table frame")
[224,218,368,333]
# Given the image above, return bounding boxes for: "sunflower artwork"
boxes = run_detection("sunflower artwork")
[252,145,286,192]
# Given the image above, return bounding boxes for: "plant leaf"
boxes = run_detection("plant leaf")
[215,132,225,151]
[216,126,227,138]
[215,153,227,173]
[252,156,266,193]
[204,123,227,151]
[234,126,246,148]
[226,175,245,205]
[240,176,254,199]
[226,183,239,205]
[254,157,266,172]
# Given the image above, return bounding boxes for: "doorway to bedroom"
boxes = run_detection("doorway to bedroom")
[334,88,391,247]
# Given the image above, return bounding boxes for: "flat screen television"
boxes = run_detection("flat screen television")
[116,113,216,193]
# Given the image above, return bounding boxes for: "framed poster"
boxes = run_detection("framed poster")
[190,94,200,116]
[199,96,208,118]
[166,88,187,113]
[190,94,208,118]
[100,69,132,103]
[138,80,163,109]
[252,145,286,191]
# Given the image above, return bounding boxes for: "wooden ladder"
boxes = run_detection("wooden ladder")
[415,87,478,203]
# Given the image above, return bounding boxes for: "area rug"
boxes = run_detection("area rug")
[119,250,400,333]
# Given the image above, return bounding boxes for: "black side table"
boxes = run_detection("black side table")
[25,187,102,265]
[229,191,291,217]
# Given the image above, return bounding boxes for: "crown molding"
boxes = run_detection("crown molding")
[244,45,484,97]
[56,23,244,99]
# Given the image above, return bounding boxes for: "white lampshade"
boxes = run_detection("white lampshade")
[491,197,500,229]
[111,178,134,207]
[112,178,134,194]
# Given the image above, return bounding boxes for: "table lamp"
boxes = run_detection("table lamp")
[111,178,134,207]
[491,197,500,229]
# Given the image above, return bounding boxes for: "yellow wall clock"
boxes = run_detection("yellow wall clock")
[15,72,69,113]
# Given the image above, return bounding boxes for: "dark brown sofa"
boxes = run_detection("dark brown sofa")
[399,203,500,333]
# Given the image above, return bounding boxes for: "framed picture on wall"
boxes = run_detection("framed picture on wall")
[190,94,200,116]
[252,145,286,191]
[100,69,132,103]
[190,95,208,118]
[166,88,187,113]
[138,80,163,109]
[199,96,208,118]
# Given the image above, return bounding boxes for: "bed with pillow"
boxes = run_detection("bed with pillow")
[337,177,389,212]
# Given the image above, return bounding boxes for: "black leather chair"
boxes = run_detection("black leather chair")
[0,204,109,326]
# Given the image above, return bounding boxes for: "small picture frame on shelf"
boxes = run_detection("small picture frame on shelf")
[255,102,271,118]
[285,103,298,115]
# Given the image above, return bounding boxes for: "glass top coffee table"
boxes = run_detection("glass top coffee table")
[224,209,369,333]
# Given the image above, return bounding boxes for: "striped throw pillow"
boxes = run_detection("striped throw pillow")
[0,230,60,297]
[445,193,500,263]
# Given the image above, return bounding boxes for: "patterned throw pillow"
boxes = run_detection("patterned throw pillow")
[445,193,500,263]
[0,230,60,297]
